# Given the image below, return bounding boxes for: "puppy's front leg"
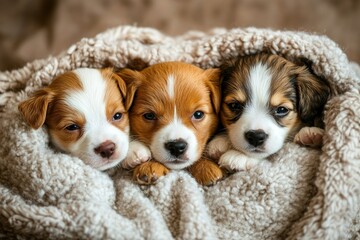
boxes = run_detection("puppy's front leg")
[206,134,232,160]
[133,161,170,185]
[294,126,324,148]
[121,140,152,169]
[187,158,224,186]
[219,150,261,172]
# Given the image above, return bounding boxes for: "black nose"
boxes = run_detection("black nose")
[94,141,116,159]
[164,140,188,157]
[244,130,268,147]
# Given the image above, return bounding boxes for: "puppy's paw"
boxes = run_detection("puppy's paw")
[206,134,232,160]
[188,159,224,186]
[294,127,324,148]
[133,161,169,185]
[219,150,261,171]
[122,141,152,169]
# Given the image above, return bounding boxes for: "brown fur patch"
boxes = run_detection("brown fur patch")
[187,158,224,185]
[19,71,83,130]
[133,161,170,185]
[102,68,129,132]
[44,72,85,149]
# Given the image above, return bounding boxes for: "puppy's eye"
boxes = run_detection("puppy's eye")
[65,124,80,131]
[192,111,205,120]
[227,101,243,112]
[112,112,123,121]
[143,112,157,120]
[274,106,289,117]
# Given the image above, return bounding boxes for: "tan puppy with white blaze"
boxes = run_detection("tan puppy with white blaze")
[18,68,133,171]
[208,54,330,171]
[119,62,224,186]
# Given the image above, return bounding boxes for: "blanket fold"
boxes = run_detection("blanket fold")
[1,25,360,239]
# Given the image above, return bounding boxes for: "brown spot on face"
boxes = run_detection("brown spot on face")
[18,71,82,130]
[44,72,85,149]
[101,68,129,133]
[269,92,301,140]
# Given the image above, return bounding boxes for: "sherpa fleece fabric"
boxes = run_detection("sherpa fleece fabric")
[0,26,360,239]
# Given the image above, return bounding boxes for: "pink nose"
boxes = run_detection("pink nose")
[94,141,116,159]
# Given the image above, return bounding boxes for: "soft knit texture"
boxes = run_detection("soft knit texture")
[0,26,360,239]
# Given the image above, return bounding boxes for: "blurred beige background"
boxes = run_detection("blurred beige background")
[0,0,359,71]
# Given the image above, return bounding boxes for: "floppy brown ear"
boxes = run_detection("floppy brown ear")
[293,67,330,124]
[18,88,54,129]
[116,69,143,111]
[204,68,222,114]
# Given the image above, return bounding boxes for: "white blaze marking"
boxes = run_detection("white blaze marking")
[248,63,272,108]
[167,74,175,99]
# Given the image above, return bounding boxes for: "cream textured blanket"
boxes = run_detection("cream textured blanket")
[1,26,360,239]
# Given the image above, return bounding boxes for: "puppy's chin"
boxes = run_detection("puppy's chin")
[163,160,195,170]
[96,156,124,171]
[235,146,276,159]
[151,150,200,170]
[230,136,283,160]
[74,149,127,171]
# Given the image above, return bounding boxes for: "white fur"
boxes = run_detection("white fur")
[206,134,232,160]
[122,140,152,169]
[51,68,129,171]
[218,150,261,171]
[151,107,198,170]
[167,74,175,99]
[227,63,289,159]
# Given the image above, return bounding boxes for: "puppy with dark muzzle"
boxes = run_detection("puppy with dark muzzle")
[207,54,330,171]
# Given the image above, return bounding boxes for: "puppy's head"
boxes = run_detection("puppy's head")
[18,68,133,170]
[221,54,330,159]
[119,62,221,170]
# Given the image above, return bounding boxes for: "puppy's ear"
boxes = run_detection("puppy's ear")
[117,69,143,111]
[204,68,222,114]
[18,88,54,129]
[293,66,330,123]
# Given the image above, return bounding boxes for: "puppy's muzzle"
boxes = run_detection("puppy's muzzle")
[165,139,188,157]
[94,140,116,159]
[245,130,268,147]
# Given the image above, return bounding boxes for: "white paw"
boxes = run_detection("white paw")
[294,127,324,148]
[121,141,152,169]
[219,150,261,171]
[207,134,232,160]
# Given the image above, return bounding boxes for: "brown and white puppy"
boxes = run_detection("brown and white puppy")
[119,62,223,185]
[207,54,330,171]
[18,68,133,171]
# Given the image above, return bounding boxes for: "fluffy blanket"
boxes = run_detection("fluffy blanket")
[1,26,360,239]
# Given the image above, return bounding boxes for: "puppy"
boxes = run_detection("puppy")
[18,68,133,171]
[207,54,330,171]
[119,62,223,185]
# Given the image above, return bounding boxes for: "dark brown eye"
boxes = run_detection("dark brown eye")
[274,106,289,117]
[112,112,123,121]
[143,112,157,120]
[192,111,204,120]
[227,101,243,113]
[65,124,80,131]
